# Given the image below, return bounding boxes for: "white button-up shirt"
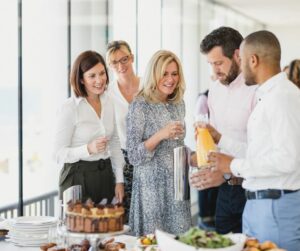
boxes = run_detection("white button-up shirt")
[108,80,142,150]
[208,73,257,158]
[231,72,300,190]
[53,92,124,183]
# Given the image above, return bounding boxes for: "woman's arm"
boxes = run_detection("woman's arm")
[126,99,182,166]
[53,102,90,165]
[126,100,152,166]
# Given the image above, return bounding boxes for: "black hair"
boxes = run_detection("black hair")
[244,30,281,64]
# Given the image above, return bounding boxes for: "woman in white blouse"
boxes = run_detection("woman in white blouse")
[54,50,124,204]
[106,40,140,222]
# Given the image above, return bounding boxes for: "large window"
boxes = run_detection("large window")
[71,0,107,61]
[22,0,68,213]
[0,0,18,215]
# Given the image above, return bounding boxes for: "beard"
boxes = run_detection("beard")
[243,63,257,86]
[219,59,240,85]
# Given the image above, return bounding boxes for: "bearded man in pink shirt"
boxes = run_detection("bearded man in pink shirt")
[190,27,256,234]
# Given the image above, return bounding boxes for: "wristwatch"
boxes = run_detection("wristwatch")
[223,173,232,182]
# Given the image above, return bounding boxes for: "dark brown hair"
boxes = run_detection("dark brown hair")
[70,50,109,97]
[200,26,243,59]
[288,59,300,88]
[243,30,281,66]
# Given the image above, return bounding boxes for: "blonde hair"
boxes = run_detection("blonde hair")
[106,40,132,64]
[139,50,185,104]
[288,59,300,89]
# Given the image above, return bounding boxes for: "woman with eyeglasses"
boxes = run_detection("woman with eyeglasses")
[106,40,141,223]
[126,50,191,236]
[53,50,125,204]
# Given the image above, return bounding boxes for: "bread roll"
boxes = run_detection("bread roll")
[259,240,277,250]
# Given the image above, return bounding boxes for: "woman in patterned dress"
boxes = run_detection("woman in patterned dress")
[106,41,141,223]
[127,50,191,236]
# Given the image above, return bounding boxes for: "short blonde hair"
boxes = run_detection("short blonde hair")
[139,50,185,104]
[106,40,132,64]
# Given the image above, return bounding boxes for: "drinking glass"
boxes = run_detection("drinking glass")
[172,120,185,140]
[48,224,68,248]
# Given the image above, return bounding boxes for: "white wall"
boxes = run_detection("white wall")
[269,25,300,68]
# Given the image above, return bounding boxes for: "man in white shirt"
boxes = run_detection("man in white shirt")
[209,30,300,251]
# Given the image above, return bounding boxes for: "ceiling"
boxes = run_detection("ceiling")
[214,0,300,26]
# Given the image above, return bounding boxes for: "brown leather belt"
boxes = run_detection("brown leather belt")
[227,177,243,186]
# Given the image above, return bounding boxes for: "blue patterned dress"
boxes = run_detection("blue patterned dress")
[126,96,191,236]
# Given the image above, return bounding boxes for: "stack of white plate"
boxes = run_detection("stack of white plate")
[6,216,57,247]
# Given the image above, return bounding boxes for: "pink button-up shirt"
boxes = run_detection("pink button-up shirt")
[208,73,257,157]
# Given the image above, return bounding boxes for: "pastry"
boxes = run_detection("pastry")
[259,240,277,250]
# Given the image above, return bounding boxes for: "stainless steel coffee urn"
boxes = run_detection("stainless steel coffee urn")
[174,146,190,200]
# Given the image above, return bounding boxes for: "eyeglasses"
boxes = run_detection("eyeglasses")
[110,55,131,68]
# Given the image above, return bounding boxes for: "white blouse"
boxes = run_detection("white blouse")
[108,79,142,150]
[53,92,124,183]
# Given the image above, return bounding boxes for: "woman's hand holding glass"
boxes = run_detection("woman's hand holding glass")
[160,121,184,140]
[87,136,109,154]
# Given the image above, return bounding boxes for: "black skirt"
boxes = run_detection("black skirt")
[59,158,115,204]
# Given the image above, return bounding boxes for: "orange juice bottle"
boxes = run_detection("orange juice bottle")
[196,127,216,168]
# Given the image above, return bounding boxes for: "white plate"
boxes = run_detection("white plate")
[10,216,57,226]
[114,235,137,250]
[156,229,247,251]
[6,241,46,247]
[7,237,48,243]
[7,232,48,239]
[6,238,49,246]
[12,223,57,228]
[10,224,56,231]
[59,224,130,238]
[9,228,51,234]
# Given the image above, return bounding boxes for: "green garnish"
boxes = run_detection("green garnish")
[178,227,234,249]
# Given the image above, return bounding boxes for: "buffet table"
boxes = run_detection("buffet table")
[0,234,137,251]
